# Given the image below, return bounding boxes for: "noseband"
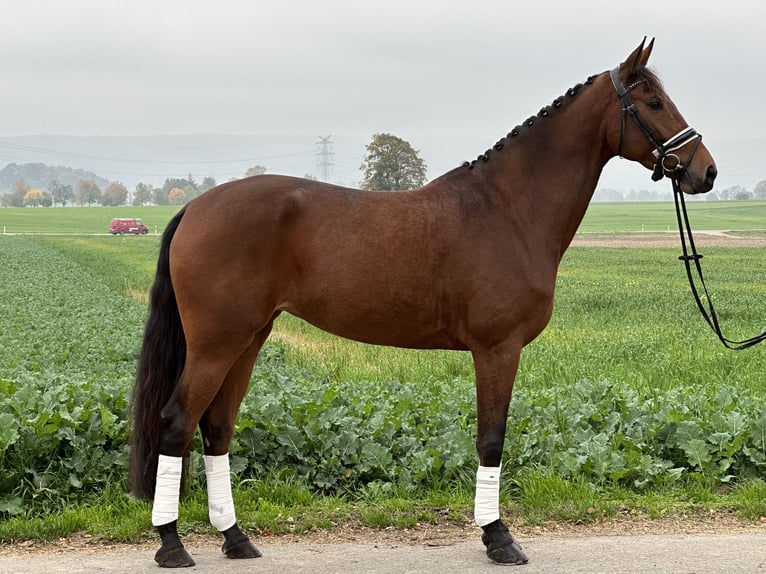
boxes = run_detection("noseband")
[609,67,701,182]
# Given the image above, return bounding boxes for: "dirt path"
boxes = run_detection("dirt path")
[570,230,766,248]
[2,517,765,574]
[1,529,764,573]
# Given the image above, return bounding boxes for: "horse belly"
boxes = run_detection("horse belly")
[279,266,465,350]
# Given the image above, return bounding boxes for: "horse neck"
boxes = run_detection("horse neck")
[471,73,615,257]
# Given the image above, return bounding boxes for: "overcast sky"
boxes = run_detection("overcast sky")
[2,0,765,191]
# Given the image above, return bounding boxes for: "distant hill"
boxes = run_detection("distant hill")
[0,134,367,190]
[0,162,109,191]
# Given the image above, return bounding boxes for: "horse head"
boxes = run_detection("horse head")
[609,38,717,195]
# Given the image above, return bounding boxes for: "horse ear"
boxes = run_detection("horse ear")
[638,37,655,69]
[620,37,654,75]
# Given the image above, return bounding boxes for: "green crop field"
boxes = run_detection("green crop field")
[0,205,182,235]
[579,200,766,233]
[1,202,765,541]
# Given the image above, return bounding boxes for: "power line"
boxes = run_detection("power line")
[0,138,314,165]
[0,136,366,185]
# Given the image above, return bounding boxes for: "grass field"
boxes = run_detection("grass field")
[1,201,765,542]
[2,200,766,235]
[579,200,766,233]
[0,205,182,235]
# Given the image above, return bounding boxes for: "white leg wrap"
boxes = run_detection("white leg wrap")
[474,465,501,527]
[205,453,236,531]
[152,454,182,526]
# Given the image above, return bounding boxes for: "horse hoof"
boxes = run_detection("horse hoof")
[154,544,195,568]
[222,524,262,559]
[222,537,262,559]
[481,519,529,565]
[486,538,528,565]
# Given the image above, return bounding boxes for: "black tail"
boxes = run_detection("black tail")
[129,207,187,499]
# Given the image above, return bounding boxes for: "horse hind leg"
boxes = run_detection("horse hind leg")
[151,358,232,568]
[199,324,274,560]
[151,373,223,568]
[152,325,270,568]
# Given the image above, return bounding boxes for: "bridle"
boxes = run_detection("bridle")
[610,67,766,350]
[609,67,702,182]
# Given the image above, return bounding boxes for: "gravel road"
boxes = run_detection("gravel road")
[1,530,764,574]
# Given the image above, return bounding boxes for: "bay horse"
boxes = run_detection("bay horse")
[130,38,716,567]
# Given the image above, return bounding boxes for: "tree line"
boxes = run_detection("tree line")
[0,176,212,208]
[0,132,430,208]
[0,168,267,208]
[594,181,766,202]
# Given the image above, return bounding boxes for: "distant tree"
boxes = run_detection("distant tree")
[717,187,731,201]
[153,186,169,206]
[360,133,427,191]
[168,187,186,205]
[721,185,750,201]
[162,177,197,202]
[48,180,74,207]
[2,179,31,207]
[133,182,153,206]
[199,176,217,194]
[41,190,53,207]
[245,165,267,178]
[592,187,624,202]
[23,189,45,207]
[48,179,60,202]
[754,180,766,200]
[705,191,720,201]
[13,179,31,194]
[77,179,102,206]
[102,181,128,206]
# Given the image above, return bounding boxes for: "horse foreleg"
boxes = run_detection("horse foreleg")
[472,344,528,565]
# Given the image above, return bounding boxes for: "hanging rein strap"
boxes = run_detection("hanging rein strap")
[673,181,766,350]
[610,66,766,350]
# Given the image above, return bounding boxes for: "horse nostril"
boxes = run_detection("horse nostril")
[706,165,718,185]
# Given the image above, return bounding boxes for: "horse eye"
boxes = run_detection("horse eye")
[648,100,663,111]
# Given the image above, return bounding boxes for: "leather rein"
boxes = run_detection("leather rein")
[610,67,766,350]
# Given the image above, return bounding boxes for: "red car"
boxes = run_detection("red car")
[109,218,149,235]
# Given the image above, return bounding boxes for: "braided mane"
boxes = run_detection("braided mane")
[463,73,601,169]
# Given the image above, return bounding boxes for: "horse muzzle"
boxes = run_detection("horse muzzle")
[651,128,716,194]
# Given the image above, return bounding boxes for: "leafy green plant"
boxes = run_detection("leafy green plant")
[1,224,765,525]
